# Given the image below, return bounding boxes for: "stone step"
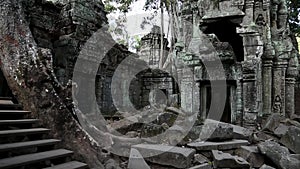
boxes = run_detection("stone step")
[187,139,249,151]
[0,139,60,152]
[0,128,50,137]
[0,119,39,125]
[0,104,22,110]
[0,110,30,120]
[0,97,13,101]
[43,161,88,169]
[0,149,73,169]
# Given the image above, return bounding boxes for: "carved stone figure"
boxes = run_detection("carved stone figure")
[273,95,282,114]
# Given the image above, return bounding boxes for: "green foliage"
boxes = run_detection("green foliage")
[288,0,300,36]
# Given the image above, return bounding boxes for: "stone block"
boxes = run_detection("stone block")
[235,146,264,168]
[274,124,289,137]
[280,126,300,154]
[198,120,234,141]
[188,139,249,151]
[258,140,300,169]
[132,144,196,169]
[212,150,250,169]
[194,153,209,164]
[262,113,285,132]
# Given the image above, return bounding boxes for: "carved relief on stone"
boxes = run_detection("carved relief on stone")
[273,95,282,114]
[197,0,245,20]
[256,14,267,26]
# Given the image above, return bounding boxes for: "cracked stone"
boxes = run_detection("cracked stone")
[235,146,264,168]
[212,150,250,169]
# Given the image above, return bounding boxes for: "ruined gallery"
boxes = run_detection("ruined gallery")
[0,0,299,169]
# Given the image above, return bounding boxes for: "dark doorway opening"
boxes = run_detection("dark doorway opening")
[202,19,244,62]
[200,80,236,123]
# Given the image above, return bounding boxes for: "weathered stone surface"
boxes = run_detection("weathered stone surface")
[251,131,278,143]
[188,163,212,169]
[132,144,196,168]
[262,114,285,132]
[259,164,276,169]
[128,148,150,169]
[258,140,300,169]
[212,150,250,169]
[258,140,289,167]
[198,120,234,141]
[279,155,300,169]
[188,139,249,151]
[274,124,289,137]
[105,159,122,169]
[280,126,300,154]
[194,153,209,164]
[230,124,253,140]
[235,146,264,168]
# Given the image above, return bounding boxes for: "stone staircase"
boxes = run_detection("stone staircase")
[0,97,88,169]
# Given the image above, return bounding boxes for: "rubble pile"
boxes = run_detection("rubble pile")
[110,109,300,169]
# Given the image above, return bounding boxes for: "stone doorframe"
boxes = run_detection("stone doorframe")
[199,80,238,124]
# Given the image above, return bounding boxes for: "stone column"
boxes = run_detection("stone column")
[261,44,275,115]
[262,59,273,115]
[241,59,260,128]
[285,55,298,118]
[285,77,296,118]
[272,59,288,116]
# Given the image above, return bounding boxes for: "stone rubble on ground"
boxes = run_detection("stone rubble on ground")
[123,113,300,169]
[212,150,250,169]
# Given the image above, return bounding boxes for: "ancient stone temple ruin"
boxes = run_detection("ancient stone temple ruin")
[1,0,300,168]
[112,0,299,127]
[178,0,300,126]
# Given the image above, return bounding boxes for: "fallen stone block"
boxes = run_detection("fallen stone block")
[259,164,276,169]
[201,119,252,140]
[251,131,278,143]
[262,113,285,132]
[280,126,300,154]
[198,119,234,141]
[230,124,252,140]
[187,139,249,151]
[258,140,300,169]
[194,153,209,164]
[132,144,196,169]
[235,146,264,168]
[212,150,250,169]
[188,163,212,169]
[274,124,289,137]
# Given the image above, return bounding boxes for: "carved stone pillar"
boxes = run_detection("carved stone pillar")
[262,59,273,115]
[285,77,296,118]
[285,54,298,118]
[272,59,288,116]
[262,44,275,115]
[242,59,260,128]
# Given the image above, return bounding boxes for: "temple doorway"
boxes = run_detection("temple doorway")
[200,81,236,123]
